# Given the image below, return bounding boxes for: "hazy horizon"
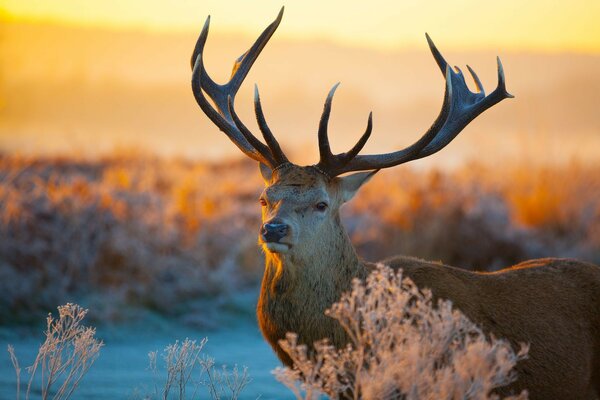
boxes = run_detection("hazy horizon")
[1,19,599,168]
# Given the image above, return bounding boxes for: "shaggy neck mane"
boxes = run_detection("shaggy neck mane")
[262,216,364,297]
[257,216,368,362]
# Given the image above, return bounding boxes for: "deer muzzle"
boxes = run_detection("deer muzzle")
[261,222,289,243]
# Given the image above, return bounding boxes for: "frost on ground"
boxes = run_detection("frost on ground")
[274,265,529,400]
[6,305,256,400]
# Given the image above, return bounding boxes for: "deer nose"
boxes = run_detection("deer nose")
[261,221,289,243]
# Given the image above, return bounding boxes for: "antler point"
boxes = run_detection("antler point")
[466,64,484,94]
[328,82,341,99]
[274,6,285,24]
[496,56,508,90]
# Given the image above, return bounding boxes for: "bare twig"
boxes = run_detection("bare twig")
[10,303,103,400]
[7,345,21,400]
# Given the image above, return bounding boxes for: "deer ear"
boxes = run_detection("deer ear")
[259,162,273,183]
[339,170,378,203]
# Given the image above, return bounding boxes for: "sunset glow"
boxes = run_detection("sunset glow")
[3,0,600,52]
[1,0,599,162]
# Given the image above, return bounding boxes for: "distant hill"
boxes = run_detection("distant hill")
[1,20,599,166]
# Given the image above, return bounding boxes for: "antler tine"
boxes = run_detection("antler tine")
[228,8,284,92]
[414,56,514,158]
[342,112,373,162]
[496,56,514,99]
[466,65,484,94]
[317,83,340,162]
[316,75,449,177]
[192,51,272,165]
[227,96,276,166]
[190,16,220,97]
[426,33,448,78]
[254,85,288,165]
[191,8,287,168]
[315,84,377,176]
[320,34,513,176]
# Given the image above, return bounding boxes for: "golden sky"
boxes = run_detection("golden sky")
[2,0,600,52]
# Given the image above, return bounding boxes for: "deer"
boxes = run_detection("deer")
[190,8,600,399]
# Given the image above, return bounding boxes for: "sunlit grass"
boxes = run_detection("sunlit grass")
[0,153,598,325]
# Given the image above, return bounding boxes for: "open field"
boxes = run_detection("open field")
[1,153,598,326]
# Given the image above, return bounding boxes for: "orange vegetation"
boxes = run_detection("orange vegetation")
[0,153,598,324]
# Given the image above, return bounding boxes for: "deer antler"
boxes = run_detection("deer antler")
[190,7,288,169]
[191,11,513,178]
[315,34,514,177]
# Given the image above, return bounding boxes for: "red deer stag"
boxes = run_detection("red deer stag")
[190,8,600,399]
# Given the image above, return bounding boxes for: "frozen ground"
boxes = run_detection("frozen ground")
[0,317,293,399]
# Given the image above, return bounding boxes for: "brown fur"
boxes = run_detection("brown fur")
[256,165,600,399]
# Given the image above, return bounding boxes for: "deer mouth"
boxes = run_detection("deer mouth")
[264,242,291,253]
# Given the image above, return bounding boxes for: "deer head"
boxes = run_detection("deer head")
[190,7,513,263]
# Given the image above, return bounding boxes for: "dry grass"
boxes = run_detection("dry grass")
[0,153,598,325]
[7,303,103,400]
[347,161,600,270]
[146,338,250,400]
[274,265,529,400]
[7,303,251,400]
[0,154,264,325]
[148,338,207,400]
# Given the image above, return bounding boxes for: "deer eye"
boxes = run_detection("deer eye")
[315,202,328,211]
[259,198,267,207]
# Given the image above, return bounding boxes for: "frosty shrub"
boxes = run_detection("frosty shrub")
[7,303,103,400]
[147,338,250,400]
[273,265,529,400]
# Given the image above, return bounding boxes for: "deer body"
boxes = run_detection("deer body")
[255,166,600,399]
[261,255,600,399]
[190,8,600,398]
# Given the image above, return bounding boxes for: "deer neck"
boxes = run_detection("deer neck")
[260,218,366,309]
[258,219,367,355]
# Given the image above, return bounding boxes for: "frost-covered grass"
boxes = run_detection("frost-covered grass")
[0,154,265,325]
[275,265,529,400]
[146,338,250,400]
[6,304,255,400]
[8,267,533,400]
[1,153,599,326]
[7,304,103,400]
